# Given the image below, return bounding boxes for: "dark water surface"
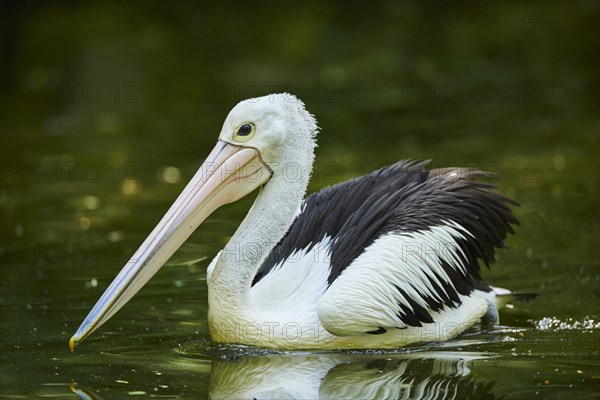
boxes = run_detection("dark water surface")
[1,1,599,398]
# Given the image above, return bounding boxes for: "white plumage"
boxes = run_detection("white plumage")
[319,222,477,335]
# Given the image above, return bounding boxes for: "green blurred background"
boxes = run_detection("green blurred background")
[1,1,599,398]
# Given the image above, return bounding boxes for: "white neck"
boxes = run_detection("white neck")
[208,142,315,316]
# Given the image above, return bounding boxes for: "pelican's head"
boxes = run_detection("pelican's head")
[218,93,318,174]
[69,93,317,350]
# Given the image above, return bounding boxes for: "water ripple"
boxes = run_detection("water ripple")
[535,316,600,331]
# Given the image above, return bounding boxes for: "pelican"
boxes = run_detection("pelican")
[70,93,529,350]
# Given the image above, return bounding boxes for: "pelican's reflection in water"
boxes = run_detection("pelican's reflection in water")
[209,351,494,400]
[68,351,494,400]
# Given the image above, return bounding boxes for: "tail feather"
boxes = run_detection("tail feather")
[495,291,538,308]
[490,286,538,308]
[478,289,538,326]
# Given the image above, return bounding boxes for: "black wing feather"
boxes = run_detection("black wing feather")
[252,160,430,286]
[252,160,519,327]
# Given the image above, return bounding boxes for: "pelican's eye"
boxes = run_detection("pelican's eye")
[234,123,255,142]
